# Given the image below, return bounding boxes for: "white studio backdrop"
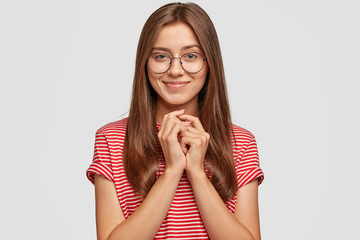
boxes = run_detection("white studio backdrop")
[0,0,359,239]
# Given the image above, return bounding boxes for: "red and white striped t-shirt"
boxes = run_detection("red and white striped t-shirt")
[86,118,264,239]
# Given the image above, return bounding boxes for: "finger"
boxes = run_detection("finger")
[165,122,184,143]
[179,138,188,154]
[178,114,205,131]
[183,121,192,126]
[182,132,209,145]
[180,127,201,137]
[171,109,186,117]
[160,110,183,132]
[180,136,203,148]
[163,109,185,122]
[159,109,186,135]
[179,127,206,142]
[162,115,187,138]
[185,126,204,134]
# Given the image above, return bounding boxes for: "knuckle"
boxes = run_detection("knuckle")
[205,132,210,140]
[168,116,177,124]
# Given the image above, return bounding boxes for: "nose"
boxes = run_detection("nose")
[167,57,184,76]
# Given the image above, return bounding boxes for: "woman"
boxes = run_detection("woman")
[86,2,264,240]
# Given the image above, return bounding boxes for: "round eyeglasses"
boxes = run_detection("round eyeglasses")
[147,52,207,74]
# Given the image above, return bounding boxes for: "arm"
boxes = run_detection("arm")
[94,110,188,240]
[187,173,260,240]
[178,114,261,240]
[95,169,183,240]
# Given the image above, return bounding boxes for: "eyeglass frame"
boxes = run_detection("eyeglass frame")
[147,52,207,74]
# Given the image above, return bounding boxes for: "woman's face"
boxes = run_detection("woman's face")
[147,22,208,112]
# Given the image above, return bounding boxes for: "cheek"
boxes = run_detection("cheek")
[195,68,209,94]
[198,67,209,86]
[200,62,209,79]
[147,71,168,98]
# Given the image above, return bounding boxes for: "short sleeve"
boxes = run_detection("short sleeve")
[86,129,114,184]
[235,136,264,189]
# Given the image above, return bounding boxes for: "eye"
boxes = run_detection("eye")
[152,53,169,62]
[183,53,199,61]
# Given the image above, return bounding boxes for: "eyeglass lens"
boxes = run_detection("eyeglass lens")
[148,52,205,74]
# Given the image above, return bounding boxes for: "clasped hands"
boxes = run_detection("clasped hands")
[157,109,210,176]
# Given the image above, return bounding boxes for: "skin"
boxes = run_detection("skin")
[94,22,261,240]
[147,22,208,120]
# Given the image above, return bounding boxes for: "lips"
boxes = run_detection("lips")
[163,81,190,89]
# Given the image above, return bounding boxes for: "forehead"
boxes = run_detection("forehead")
[152,22,201,51]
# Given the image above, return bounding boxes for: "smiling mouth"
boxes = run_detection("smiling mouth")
[163,81,190,89]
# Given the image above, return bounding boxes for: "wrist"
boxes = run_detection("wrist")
[186,168,207,184]
[163,167,184,180]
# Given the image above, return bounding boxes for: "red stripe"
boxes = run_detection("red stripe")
[86,118,264,238]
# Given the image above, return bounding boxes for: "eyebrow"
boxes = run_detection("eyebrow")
[151,44,202,52]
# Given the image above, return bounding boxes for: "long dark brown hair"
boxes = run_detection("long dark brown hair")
[124,2,237,201]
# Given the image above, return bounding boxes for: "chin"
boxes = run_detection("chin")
[165,99,189,106]
[161,95,194,107]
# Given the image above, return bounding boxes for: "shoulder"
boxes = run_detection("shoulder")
[231,124,258,158]
[96,118,128,138]
[231,125,264,188]
[231,124,255,143]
